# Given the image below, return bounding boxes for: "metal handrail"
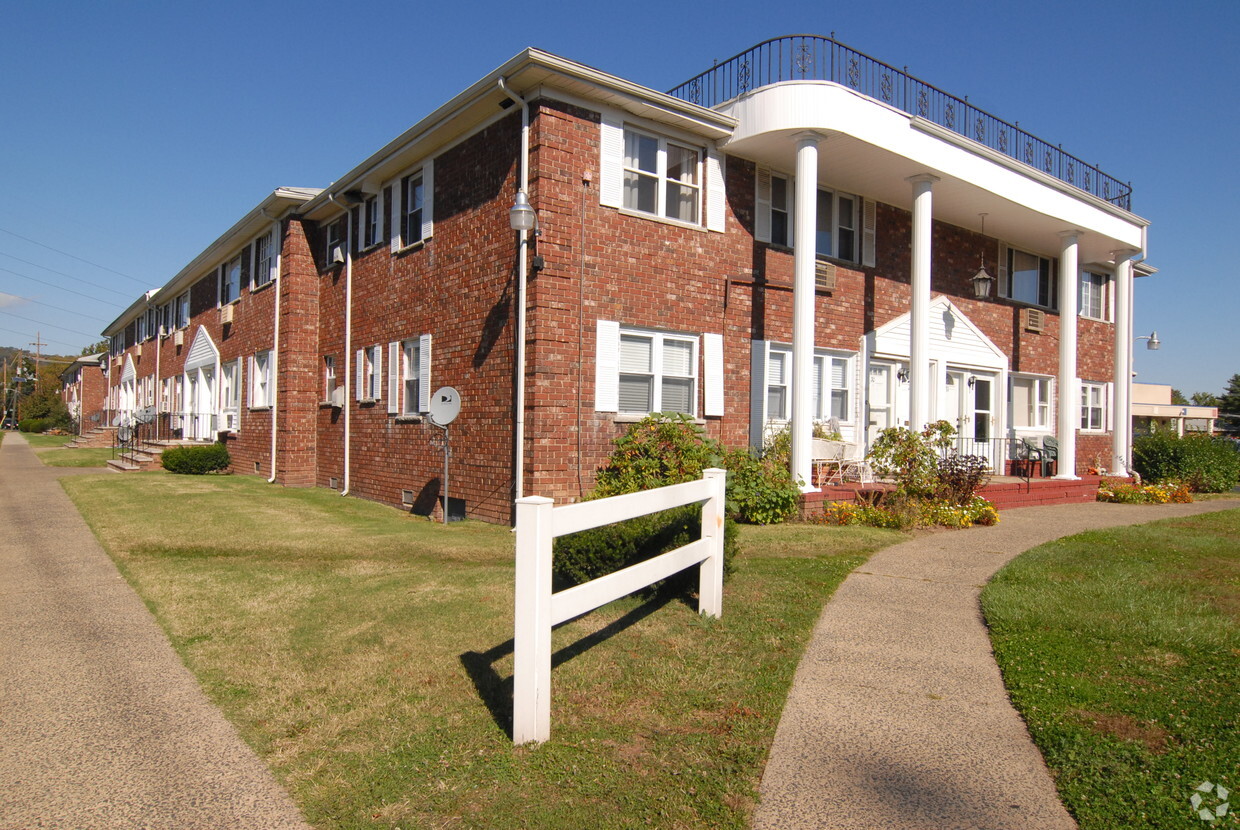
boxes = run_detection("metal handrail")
[668,35,1132,210]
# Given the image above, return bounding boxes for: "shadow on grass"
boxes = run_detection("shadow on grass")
[460,592,682,738]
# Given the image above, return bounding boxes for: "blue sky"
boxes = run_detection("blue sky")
[2,0,1236,396]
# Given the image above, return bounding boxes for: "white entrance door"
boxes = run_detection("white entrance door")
[189,366,217,440]
[944,370,997,468]
[867,363,896,446]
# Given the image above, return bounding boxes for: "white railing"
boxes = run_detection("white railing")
[512,468,727,745]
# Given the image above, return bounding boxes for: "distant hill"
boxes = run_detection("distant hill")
[0,345,81,371]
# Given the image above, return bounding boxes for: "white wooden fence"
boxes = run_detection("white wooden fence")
[512,468,727,745]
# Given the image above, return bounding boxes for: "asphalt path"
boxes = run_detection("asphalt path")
[0,433,310,829]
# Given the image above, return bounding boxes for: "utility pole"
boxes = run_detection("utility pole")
[29,333,45,393]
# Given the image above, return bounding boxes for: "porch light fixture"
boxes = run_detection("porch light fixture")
[897,367,910,383]
[971,213,994,299]
[1137,331,1160,350]
[508,190,538,233]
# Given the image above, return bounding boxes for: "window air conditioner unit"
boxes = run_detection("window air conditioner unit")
[330,386,345,408]
[815,261,837,292]
[220,304,234,325]
[1023,308,1046,333]
[174,329,184,347]
[330,244,345,265]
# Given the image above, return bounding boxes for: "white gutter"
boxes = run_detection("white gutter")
[267,217,281,483]
[499,76,530,502]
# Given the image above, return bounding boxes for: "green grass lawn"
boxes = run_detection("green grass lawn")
[62,473,903,829]
[22,432,116,467]
[982,509,1240,829]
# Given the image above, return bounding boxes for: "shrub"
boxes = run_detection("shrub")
[1097,478,1193,504]
[593,413,722,497]
[812,495,999,529]
[18,417,53,433]
[1132,431,1240,493]
[935,454,992,505]
[722,446,800,524]
[161,443,231,474]
[867,421,955,499]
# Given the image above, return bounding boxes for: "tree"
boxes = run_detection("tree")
[1171,388,1188,405]
[1191,391,1221,407]
[80,339,109,356]
[1218,374,1240,435]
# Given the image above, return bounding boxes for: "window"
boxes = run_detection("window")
[323,355,337,403]
[770,175,790,247]
[221,255,241,305]
[253,231,276,288]
[399,162,438,249]
[618,329,697,415]
[816,189,856,261]
[250,350,272,408]
[1079,271,1108,321]
[1002,247,1057,308]
[1010,375,1051,429]
[766,349,789,421]
[623,128,700,224]
[815,353,852,421]
[402,340,421,415]
[324,217,345,267]
[136,314,147,342]
[1080,381,1106,431]
[176,292,189,329]
[221,359,241,430]
[361,195,383,250]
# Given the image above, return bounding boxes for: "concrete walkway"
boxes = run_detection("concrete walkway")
[0,433,310,829]
[753,496,1240,830]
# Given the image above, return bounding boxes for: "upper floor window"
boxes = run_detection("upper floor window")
[361,195,383,250]
[1079,271,1109,321]
[253,230,276,288]
[1002,247,1057,309]
[393,161,434,250]
[220,255,241,305]
[756,170,861,264]
[175,292,190,329]
[623,128,700,224]
[817,189,856,262]
[324,217,345,268]
[619,329,698,415]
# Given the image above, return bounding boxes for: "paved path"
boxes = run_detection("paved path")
[0,433,310,829]
[753,497,1240,830]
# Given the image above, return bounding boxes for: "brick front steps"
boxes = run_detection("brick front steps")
[802,474,1118,517]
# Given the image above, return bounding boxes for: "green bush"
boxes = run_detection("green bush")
[18,417,53,433]
[934,453,992,505]
[866,421,955,499]
[593,413,722,497]
[161,443,231,475]
[722,446,800,524]
[1132,430,1239,493]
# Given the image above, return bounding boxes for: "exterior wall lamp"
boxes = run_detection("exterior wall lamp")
[897,367,910,383]
[1137,331,1160,350]
[508,190,544,272]
[972,213,993,299]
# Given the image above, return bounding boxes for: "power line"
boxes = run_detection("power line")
[6,294,110,324]
[0,225,150,288]
[0,308,104,340]
[0,325,84,353]
[0,265,131,308]
[0,252,137,298]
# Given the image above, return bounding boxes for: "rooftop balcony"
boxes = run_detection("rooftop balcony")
[669,35,1132,212]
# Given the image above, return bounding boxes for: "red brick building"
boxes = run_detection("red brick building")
[59,353,107,432]
[96,37,1152,523]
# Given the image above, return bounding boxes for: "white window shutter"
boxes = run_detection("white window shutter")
[387,342,399,414]
[355,349,364,402]
[421,159,434,241]
[599,116,624,209]
[247,356,255,408]
[749,340,768,450]
[998,244,1010,297]
[705,148,726,233]
[238,357,244,411]
[754,166,772,243]
[861,199,877,267]
[418,334,432,412]
[595,319,620,412]
[703,333,724,417]
[389,183,401,253]
[372,346,382,401]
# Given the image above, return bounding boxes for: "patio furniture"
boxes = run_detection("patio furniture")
[1041,435,1059,477]
[812,439,848,486]
[1014,437,1043,478]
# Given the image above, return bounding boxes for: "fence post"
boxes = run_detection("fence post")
[513,495,554,745]
[698,468,726,619]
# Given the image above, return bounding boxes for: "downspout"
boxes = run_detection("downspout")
[152,301,160,441]
[265,213,281,483]
[499,76,529,502]
[328,194,354,495]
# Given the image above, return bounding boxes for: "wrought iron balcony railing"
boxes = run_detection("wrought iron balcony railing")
[668,35,1132,211]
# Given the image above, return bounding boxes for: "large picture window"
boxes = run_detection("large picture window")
[1002,247,1057,308]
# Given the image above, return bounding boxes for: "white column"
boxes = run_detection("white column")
[907,174,939,432]
[791,132,821,492]
[1112,256,1133,474]
[1056,231,1081,479]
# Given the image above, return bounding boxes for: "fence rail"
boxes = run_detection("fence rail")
[512,469,727,745]
[667,35,1132,210]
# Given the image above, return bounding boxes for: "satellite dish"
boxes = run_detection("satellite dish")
[135,406,156,424]
[428,386,461,426]
[112,413,124,427]
[117,425,132,443]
